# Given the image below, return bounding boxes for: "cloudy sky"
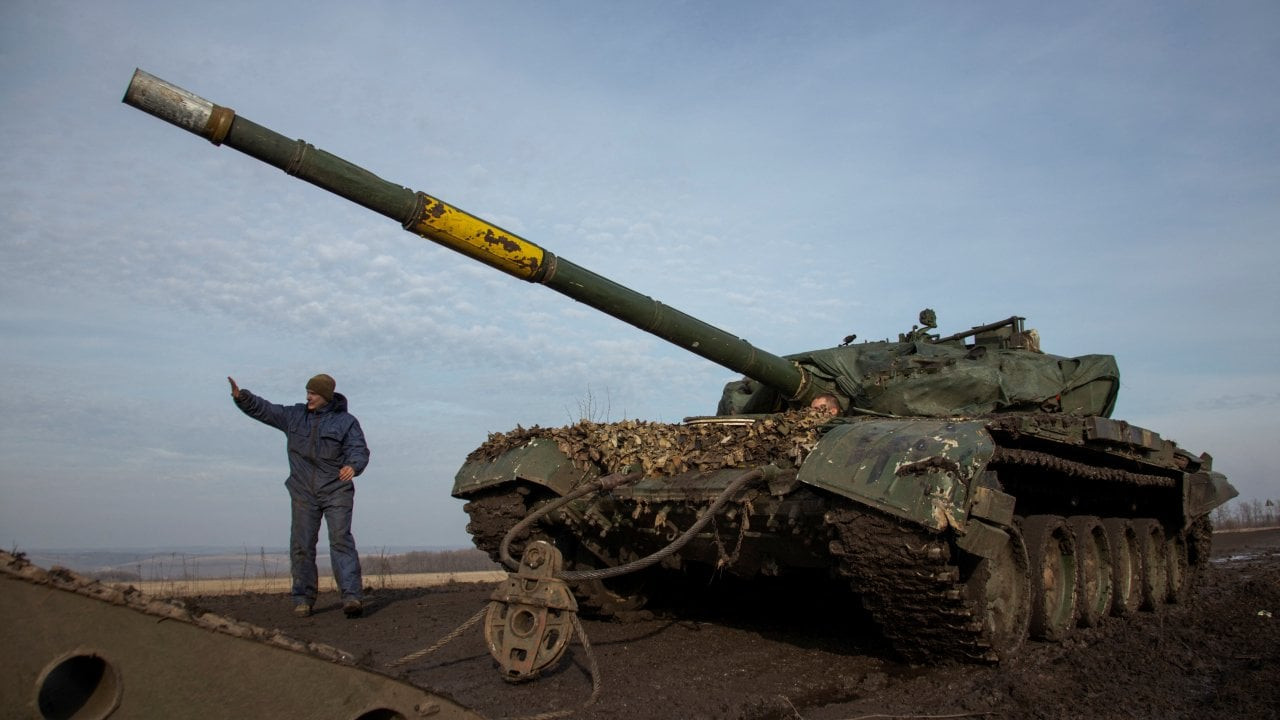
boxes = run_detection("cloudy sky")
[1,2,1276,552]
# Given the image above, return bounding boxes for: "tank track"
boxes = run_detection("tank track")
[1185,514,1213,582]
[823,504,999,663]
[462,487,546,562]
[991,446,1174,487]
[824,504,1209,663]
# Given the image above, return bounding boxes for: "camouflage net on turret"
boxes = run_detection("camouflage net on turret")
[466,410,835,477]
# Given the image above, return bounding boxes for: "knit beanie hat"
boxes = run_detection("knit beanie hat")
[306,373,336,403]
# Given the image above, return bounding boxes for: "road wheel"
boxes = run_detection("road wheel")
[963,522,1031,660]
[1068,516,1113,628]
[1102,518,1142,616]
[1183,515,1213,593]
[1134,519,1169,611]
[1021,515,1078,641]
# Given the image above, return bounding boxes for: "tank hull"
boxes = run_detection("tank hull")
[454,411,1235,662]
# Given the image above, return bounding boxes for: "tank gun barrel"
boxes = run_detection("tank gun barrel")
[122,69,815,403]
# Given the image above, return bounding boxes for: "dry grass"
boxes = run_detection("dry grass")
[115,570,506,597]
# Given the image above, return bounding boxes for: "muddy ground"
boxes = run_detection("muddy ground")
[191,527,1280,720]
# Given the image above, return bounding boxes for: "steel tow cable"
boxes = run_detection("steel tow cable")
[551,468,765,582]
[387,605,488,668]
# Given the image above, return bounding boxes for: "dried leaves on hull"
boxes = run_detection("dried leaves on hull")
[467,411,834,477]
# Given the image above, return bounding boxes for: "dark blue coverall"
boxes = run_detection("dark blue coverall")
[234,389,370,605]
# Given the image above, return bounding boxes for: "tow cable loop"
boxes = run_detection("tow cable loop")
[387,606,487,668]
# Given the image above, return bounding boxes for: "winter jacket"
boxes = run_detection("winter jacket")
[234,389,371,499]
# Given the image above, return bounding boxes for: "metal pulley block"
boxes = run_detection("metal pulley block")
[484,540,578,682]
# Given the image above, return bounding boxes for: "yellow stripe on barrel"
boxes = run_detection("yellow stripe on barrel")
[409,194,545,279]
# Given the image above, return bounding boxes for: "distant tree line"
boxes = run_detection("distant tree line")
[366,547,501,575]
[1212,497,1280,530]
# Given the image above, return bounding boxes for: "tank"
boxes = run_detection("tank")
[124,69,1238,663]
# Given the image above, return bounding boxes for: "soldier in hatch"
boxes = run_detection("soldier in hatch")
[809,394,841,417]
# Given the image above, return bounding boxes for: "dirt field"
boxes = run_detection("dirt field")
[191,527,1280,720]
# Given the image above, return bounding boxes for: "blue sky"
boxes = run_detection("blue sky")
[1,1,1276,550]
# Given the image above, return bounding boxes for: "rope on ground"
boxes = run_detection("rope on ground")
[387,604,488,668]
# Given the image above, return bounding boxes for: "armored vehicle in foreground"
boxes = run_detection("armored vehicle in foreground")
[0,550,481,719]
[125,69,1237,663]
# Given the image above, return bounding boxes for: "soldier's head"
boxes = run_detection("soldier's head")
[809,394,841,417]
[306,373,336,410]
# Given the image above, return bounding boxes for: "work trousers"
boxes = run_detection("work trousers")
[289,490,362,605]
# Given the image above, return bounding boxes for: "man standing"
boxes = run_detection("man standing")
[228,373,371,618]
